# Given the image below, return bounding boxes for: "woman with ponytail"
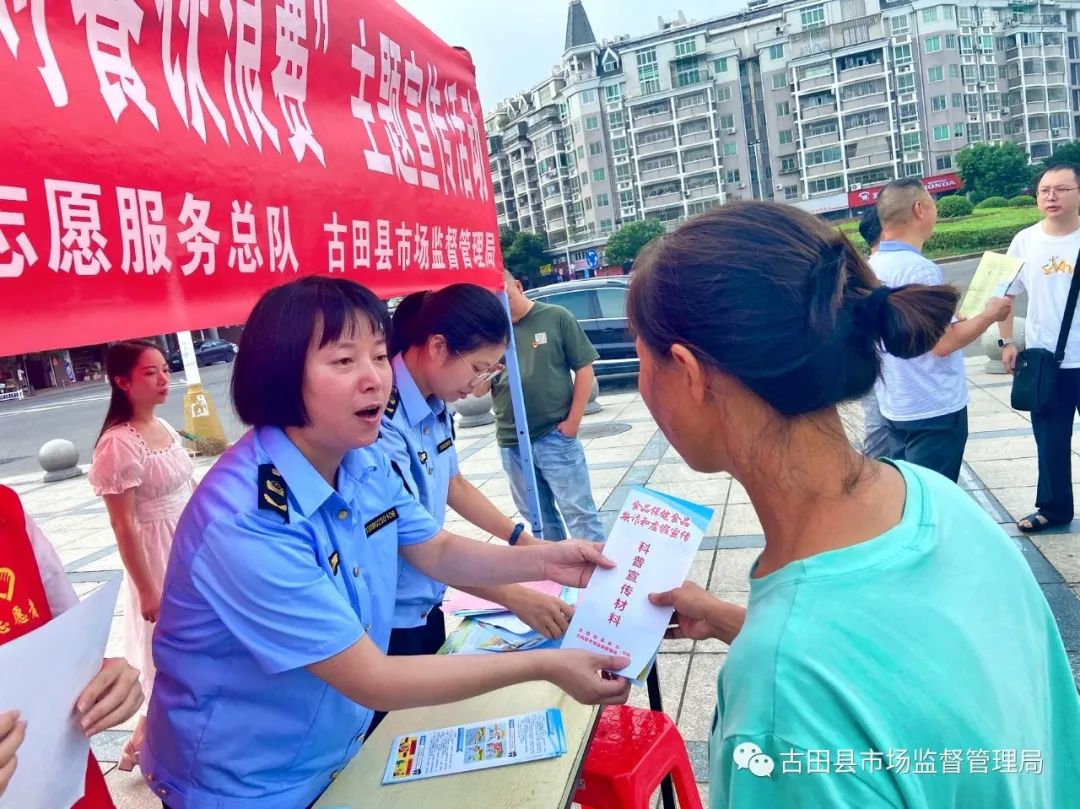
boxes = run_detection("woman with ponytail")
[378,285,573,661]
[627,202,1080,807]
[88,340,194,771]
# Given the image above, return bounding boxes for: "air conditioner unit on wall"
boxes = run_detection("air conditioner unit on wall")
[725,127,736,134]
[850,182,863,190]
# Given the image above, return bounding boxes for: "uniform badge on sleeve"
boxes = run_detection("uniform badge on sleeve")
[257,464,289,524]
[437,437,453,453]
[365,508,399,537]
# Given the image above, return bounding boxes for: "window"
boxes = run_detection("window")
[781,156,798,173]
[611,137,627,156]
[579,89,597,104]
[893,44,912,65]
[585,114,599,130]
[808,175,844,193]
[936,155,952,171]
[980,35,993,51]
[719,113,735,129]
[897,73,915,92]
[955,123,965,138]
[926,36,941,53]
[933,125,949,141]
[945,34,956,49]
[675,58,702,87]
[776,101,791,116]
[808,118,840,135]
[717,86,732,102]
[637,127,673,145]
[608,110,625,128]
[772,73,789,90]
[952,93,963,108]
[723,142,738,157]
[801,5,826,29]
[932,95,947,111]
[616,164,631,182]
[636,49,660,94]
[619,190,635,207]
[583,198,592,211]
[983,93,999,112]
[684,146,712,164]
[779,129,793,144]
[714,57,729,74]
[982,64,996,82]
[725,169,741,183]
[922,7,938,23]
[805,145,841,166]
[905,161,923,177]
[676,92,706,109]
[581,171,589,186]
[784,186,799,200]
[592,168,606,182]
[674,37,696,57]
[889,15,909,35]
[572,121,581,135]
[768,44,785,60]
[902,132,921,151]
[943,5,955,21]
[928,66,944,83]
[597,288,627,319]
[588,141,602,156]
[605,85,622,103]
[949,64,960,79]
[545,291,593,320]
[576,146,585,160]
[596,193,610,207]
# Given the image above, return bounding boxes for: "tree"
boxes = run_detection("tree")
[503,231,548,287]
[603,219,666,267]
[956,143,1035,203]
[1044,141,1080,170]
[499,227,516,253]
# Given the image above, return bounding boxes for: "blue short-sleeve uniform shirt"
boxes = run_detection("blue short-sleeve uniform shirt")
[141,426,439,809]
[378,354,460,629]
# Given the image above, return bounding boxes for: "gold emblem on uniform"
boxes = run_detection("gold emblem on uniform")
[257,464,290,523]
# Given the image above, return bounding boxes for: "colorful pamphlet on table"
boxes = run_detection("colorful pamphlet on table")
[561,485,713,685]
[382,708,566,784]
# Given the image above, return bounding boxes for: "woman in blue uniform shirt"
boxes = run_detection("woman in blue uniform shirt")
[379,285,573,661]
[141,277,630,809]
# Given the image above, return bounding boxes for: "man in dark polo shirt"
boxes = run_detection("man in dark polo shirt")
[482,270,604,541]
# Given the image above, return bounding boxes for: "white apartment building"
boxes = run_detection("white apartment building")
[486,0,1080,265]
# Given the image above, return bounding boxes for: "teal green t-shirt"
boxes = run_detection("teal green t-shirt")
[711,461,1080,808]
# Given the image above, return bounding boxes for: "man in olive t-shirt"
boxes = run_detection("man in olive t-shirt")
[485,271,604,541]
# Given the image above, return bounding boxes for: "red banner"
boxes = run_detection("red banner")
[847,173,963,209]
[0,1,502,355]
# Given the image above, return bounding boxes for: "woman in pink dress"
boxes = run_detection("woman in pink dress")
[89,340,194,772]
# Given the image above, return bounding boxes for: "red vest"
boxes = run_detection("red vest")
[0,484,115,809]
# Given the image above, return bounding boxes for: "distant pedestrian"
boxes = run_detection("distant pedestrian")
[857,207,889,459]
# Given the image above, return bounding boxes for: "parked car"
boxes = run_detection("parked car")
[168,339,238,371]
[525,277,637,381]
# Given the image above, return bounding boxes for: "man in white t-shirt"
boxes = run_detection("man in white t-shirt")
[869,180,1011,481]
[1000,162,1080,532]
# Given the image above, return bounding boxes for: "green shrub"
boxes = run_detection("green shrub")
[1007,194,1036,207]
[974,196,1009,209]
[936,195,974,218]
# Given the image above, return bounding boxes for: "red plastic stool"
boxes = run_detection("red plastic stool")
[573,704,703,809]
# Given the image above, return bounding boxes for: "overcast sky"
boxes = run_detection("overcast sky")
[396,0,745,109]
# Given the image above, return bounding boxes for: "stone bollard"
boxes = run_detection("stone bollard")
[584,375,602,415]
[453,390,495,428]
[981,316,1025,374]
[38,439,85,483]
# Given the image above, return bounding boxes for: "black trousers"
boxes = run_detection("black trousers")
[884,407,969,483]
[1032,368,1080,524]
[365,609,447,738]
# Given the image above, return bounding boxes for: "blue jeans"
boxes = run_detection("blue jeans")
[500,430,605,541]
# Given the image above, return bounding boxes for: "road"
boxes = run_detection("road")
[0,256,1009,479]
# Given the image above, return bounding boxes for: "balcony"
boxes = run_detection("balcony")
[796,73,834,94]
[838,62,886,83]
[546,214,567,230]
[1005,13,1064,30]
[640,164,681,181]
[631,109,674,129]
[679,130,713,146]
[802,131,841,148]
[636,137,678,156]
[800,102,837,121]
[686,184,720,200]
[642,190,684,209]
[682,156,717,172]
[676,101,711,120]
[805,161,843,178]
[844,121,891,139]
[847,152,893,169]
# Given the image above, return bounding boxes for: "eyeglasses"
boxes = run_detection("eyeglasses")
[1037,186,1080,197]
[454,351,501,383]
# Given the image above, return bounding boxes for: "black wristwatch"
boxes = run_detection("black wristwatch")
[508,523,526,546]
[997,338,1015,348]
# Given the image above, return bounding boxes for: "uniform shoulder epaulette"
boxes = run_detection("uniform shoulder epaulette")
[257,464,289,524]
[384,387,400,418]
